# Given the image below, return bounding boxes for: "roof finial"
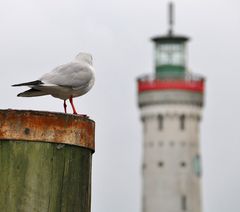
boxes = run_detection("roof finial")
[168,2,174,36]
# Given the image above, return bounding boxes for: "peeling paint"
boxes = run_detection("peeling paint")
[0,109,95,152]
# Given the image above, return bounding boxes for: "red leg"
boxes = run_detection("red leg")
[69,96,78,114]
[63,100,67,113]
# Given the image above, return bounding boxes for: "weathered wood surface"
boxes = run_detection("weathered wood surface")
[0,141,92,212]
[0,109,95,212]
[0,109,95,150]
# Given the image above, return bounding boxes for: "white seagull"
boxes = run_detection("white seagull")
[12,53,95,114]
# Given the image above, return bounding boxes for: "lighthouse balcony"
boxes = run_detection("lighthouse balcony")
[137,72,204,93]
[137,72,205,107]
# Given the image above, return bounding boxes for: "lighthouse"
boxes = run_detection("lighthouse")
[137,3,205,212]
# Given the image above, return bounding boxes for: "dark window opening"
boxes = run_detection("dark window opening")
[142,164,146,169]
[149,141,153,147]
[158,161,164,167]
[158,115,164,130]
[180,115,185,130]
[180,162,186,167]
[141,117,147,132]
[159,141,163,146]
[181,195,187,211]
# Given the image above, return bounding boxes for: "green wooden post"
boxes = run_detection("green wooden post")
[0,109,95,212]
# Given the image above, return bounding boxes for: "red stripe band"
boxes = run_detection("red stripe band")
[138,80,204,93]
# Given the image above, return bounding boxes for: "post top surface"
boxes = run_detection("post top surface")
[0,109,95,151]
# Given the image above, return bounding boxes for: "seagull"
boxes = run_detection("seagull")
[12,53,95,115]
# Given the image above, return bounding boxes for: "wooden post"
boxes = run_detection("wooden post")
[0,109,95,212]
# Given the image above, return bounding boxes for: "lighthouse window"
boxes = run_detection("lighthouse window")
[142,164,146,170]
[156,43,185,66]
[158,161,164,167]
[193,154,201,177]
[180,115,185,130]
[180,161,186,167]
[181,195,187,210]
[158,115,164,130]
[141,117,147,132]
[149,141,154,147]
[159,141,164,146]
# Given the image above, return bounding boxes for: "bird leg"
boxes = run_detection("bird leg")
[69,96,77,114]
[63,100,67,113]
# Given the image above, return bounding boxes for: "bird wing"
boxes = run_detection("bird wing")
[12,80,43,87]
[40,62,93,89]
[17,88,48,97]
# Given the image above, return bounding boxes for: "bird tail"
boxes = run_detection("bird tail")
[17,88,47,97]
[12,80,43,87]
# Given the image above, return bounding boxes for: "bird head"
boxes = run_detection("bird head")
[74,53,93,65]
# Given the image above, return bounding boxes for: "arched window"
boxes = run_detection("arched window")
[180,115,185,130]
[158,115,164,130]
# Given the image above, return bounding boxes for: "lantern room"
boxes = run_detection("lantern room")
[152,35,189,75]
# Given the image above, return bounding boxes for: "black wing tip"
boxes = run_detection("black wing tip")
[12,80,43,87]
[16,88,46,97]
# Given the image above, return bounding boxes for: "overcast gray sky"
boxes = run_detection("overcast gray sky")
[1,0,240,211]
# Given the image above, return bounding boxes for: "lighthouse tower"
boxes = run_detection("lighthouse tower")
[137,3,205,212]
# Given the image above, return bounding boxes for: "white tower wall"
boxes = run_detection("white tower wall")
[141,104,202,212]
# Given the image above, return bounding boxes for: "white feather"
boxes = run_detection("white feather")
[16,53,95,100]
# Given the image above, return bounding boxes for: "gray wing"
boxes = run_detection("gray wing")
[40,62,93,88]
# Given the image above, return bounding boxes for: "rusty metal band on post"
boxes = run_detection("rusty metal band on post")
[0,109,95,151]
